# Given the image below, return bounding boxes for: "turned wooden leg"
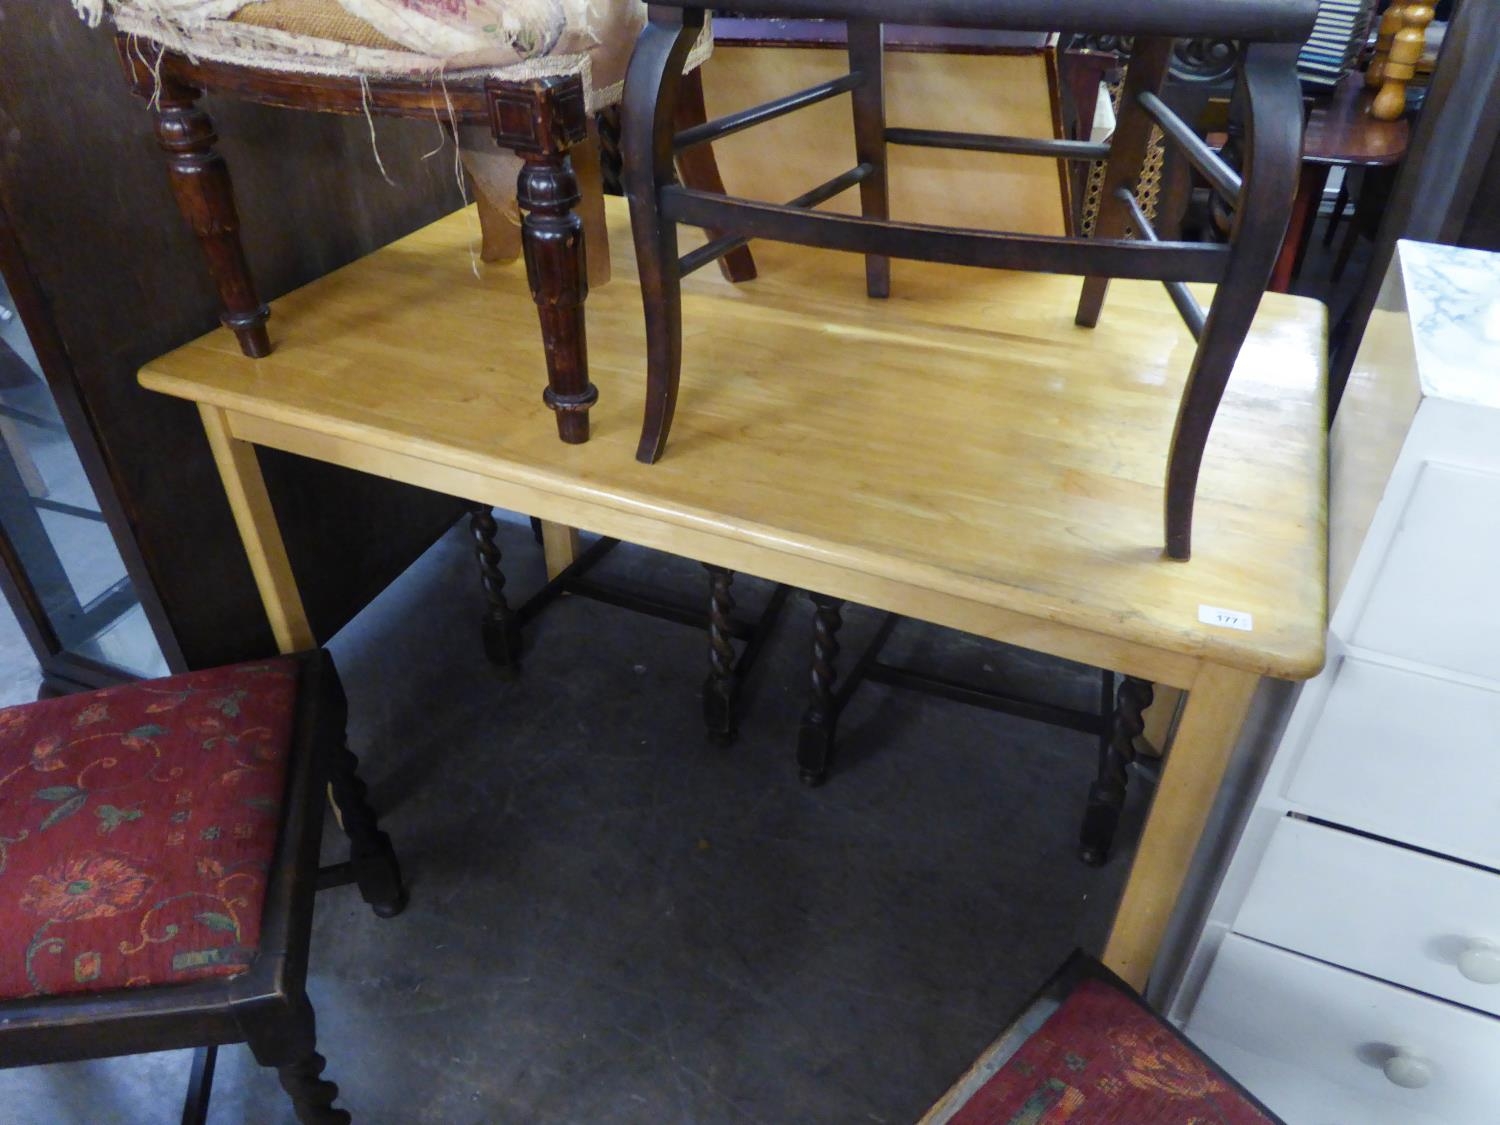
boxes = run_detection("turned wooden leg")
[247,996,350,1125]
[470,505,521,674]
[278,1049,349,1125]
[1103,665,1257,987]
[847,20,891,299]
[674,67,757,284]
[797,593,845,786]
[488,75,597,444]
[624,8,702,464]
[1075,38,1173,330]
[329,740,407,918]
[1162,44,1302,560]
[118,40,270,358]
[1080,675,1155,866]
[703,564,738,744]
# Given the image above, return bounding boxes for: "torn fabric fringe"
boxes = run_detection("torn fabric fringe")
[81,3,709,112]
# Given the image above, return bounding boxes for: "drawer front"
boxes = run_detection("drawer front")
[1186,936,1500,1125]
[1285,654,1500,869]
[1351,462,1500,679]
[1235,817,1500,1017]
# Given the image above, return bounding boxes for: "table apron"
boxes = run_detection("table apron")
[225,409,1203,689]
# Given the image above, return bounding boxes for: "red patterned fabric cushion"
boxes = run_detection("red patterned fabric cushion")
[0,659,299,1000]
[944,979,1275,1124]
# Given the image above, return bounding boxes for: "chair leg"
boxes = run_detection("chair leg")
[675,67,757,284]
[797,593,845,786]
[329,739,408,918]
[263,999,351,1125]
[1079,675,1154,866]
[1322,178,1351,247]
[179,1044,217,1125]
[1162,44,1303,560]
[847,19,891,299]
[241,994,351,1125]
[488,75,597,444]
[119,45,270,358]
[1330,212,1363,284]
[278,1050,351,1125]
[1075,38,1174,329]
[703,564,738,744]
[624,9,704,464]
[470,505,522,674]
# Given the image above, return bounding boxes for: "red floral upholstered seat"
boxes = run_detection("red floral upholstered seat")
[0,652,403,1123]
[0,659,299,1000]
[922,955,1283,1125]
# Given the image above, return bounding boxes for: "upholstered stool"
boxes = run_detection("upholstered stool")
[76,0,719,444]
[921,952,1284,1124]
[0,651,404,1124]
[622,0,1316,559]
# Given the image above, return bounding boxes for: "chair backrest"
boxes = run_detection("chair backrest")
[664,1,1319,41]
[624,0,1317,557]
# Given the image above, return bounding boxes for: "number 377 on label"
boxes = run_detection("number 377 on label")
[1198,605,1254,632]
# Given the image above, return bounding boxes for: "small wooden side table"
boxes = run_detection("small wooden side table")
[138,197,1328,991]
[1269,72,1410,292]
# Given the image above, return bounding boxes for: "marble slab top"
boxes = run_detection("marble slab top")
[1393,239,1500,408]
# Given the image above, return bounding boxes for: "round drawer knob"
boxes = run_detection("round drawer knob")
[1383,1052,1433,1090]
[1458,941,1500,985]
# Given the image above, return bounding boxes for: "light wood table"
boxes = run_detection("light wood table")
[140,197,1328,990]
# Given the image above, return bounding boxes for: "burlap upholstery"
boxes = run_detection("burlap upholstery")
[230,0,406,52]
[78,0,705,109]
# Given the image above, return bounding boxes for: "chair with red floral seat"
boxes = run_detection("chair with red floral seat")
[0,650,404,1124]
[919,951,1284,1124]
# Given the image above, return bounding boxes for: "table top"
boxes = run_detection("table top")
[1303,72,1410,168]
[141,198,1328,681]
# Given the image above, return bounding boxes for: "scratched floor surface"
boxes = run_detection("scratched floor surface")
[0,516,1142,1125]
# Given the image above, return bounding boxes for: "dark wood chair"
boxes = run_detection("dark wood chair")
[919,950,1284,1123]
[86,0,727,446]
[622,0,1317,560]
[0,650,405,1123]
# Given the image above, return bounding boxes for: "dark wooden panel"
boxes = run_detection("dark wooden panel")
[1458,134,1500,252]
[0,7,471,666]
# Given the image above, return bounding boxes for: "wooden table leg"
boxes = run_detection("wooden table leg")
[797,593,845,786]
[1080,675,1155,867]
[1269,163,1330,293]
[539,520,582,580]
[468,506,521,674]
[703,564,738,745]
[1139,685,1184,758]
[1102,663,1258,990]
[199,404,313,654]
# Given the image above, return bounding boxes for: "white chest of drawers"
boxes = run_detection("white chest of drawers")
[1169,241,1500,1124]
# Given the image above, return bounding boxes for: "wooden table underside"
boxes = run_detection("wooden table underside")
[142,197,1328,988]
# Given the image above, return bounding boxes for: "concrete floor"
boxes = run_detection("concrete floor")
[0,515,1150,1124]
